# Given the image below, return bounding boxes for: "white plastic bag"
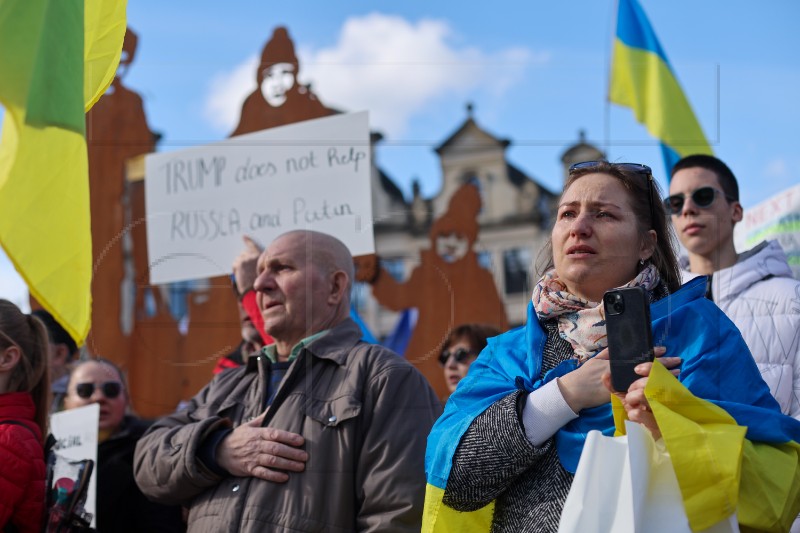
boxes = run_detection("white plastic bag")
[558,421,738,533]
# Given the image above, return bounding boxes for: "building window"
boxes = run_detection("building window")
[462,172,484,214]
[380,257,405,282]
[539,193,554,229]
[503,247,531,295]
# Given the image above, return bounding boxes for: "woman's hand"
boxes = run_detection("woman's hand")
[602,347,681,440]
[557,348,612,412]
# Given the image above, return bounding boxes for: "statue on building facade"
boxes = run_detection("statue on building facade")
[359,182,509,400]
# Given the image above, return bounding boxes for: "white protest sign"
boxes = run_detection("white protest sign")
[49,403,99,527]
[734,182,800,279]
[145,111,374,284]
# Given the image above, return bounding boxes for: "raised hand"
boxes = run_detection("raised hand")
[353,253,379,283]
[232,235,264,296]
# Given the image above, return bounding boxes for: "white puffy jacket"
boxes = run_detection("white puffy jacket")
[682,240,800,420]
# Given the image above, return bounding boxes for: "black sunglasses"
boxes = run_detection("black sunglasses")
[663,187,734,215]
[568,161,656,228]
[438,347,477,366]
[75,381,122,399]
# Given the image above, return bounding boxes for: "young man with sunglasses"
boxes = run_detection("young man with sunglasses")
[668,154,800,420]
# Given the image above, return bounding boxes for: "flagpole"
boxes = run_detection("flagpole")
[604,0,619,161]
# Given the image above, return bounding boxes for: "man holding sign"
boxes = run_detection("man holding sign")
[134,230,441,532]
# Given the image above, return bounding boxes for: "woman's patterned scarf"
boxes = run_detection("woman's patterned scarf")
[531,264,660,363]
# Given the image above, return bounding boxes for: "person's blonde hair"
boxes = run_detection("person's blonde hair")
[0,300,51,439]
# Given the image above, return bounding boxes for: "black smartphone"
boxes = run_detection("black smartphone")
[603,286,654,392]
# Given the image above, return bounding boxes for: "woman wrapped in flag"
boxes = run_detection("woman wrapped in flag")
[424,161,800,532]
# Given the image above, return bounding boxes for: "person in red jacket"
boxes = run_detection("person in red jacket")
[212,300,266,375]
[213,236,273,375]
[0,299,50,533]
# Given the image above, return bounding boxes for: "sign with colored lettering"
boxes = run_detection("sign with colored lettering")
[734,183,800,280]
[49,403,99,527]
[145,111,373,284]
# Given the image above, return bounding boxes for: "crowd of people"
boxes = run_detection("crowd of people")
[1,155,799,532]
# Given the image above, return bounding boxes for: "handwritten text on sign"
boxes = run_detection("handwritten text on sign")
[145,112,373,284]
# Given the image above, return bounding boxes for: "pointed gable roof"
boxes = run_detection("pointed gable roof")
[434,104,510,155]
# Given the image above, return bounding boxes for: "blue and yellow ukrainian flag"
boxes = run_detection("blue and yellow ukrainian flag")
[609,0,713,176]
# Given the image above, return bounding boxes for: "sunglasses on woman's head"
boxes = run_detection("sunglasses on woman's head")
[438,347,477,366]
[75,381,122,399]
[568,161,653,177]
[662,187,734,215]
[568,161,656,228]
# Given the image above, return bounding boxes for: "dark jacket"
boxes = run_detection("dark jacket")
[134,319,442,532]
[97,416,184,533]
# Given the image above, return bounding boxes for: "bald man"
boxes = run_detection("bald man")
[134,231,441,532]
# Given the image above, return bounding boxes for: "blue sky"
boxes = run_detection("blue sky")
[2,0,799,308]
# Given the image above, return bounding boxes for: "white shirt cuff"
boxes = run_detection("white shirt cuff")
[521,378,579,447]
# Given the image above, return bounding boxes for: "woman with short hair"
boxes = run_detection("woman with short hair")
[439,323,501,395]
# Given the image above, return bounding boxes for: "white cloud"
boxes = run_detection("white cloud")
[203,13,546,137]
[301,14,544,137]
[203,55,258,133]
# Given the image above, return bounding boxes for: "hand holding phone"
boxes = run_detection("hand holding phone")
[603,286,654,392]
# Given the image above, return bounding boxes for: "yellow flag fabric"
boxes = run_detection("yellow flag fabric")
[737,440,800,532]
[422,484,494,533]
[613,361,800,532]
[0,0,126,344]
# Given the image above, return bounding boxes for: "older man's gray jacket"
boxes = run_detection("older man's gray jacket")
[133,319,441,532]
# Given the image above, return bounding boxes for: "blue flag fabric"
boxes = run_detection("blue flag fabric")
[349,305,378,344]
[382,308,417,356]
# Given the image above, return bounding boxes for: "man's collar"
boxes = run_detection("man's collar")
[302,318,362,365]
[245,318,363,369]
[262,330,329,363]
